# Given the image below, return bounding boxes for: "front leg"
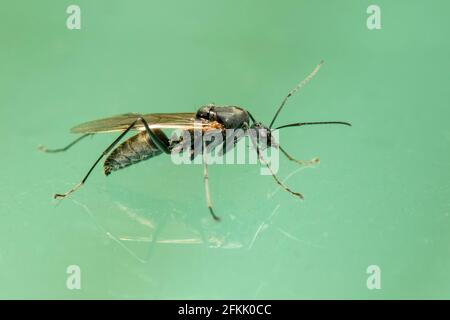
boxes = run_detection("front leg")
[279,145,320,167]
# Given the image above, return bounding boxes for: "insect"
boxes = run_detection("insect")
[40,61,351,221]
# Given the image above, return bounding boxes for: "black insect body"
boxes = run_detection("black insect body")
[40,61,351,221]
[103,129,166,176]
[196,105,250,129]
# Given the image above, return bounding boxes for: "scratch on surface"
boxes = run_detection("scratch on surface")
[119,236,203,244]
[275,227,323,248]
[248,223,268,250]
[119,236,153,242]
[254,282,268,299]
[268,204,281,220]
[275,227,301,241]
[105,232,147,263]
[157,238,203,244]
[115,201,155,229]
[119,236,205,245]
[221,242,244,249]
[248,204,280,249]
[71,199,147,264]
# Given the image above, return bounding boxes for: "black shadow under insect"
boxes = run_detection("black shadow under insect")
[40,61,350,221]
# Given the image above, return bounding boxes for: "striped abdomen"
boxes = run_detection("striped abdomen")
[104,131,165,176]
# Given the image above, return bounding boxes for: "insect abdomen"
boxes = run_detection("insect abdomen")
[104,131,162,175]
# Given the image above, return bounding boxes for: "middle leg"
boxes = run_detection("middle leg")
[250,136,304,200]
[202,141,220,221]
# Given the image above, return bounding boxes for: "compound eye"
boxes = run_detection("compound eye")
[196,106,211,120]
[209,111,217,121]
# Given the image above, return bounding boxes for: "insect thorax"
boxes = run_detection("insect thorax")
[196,105,250,129]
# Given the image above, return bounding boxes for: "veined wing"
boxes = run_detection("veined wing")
[70,112,209,133]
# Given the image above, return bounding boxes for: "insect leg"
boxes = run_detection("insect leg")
[279,145,320,167]
[138,117,170,154]
[38,133,94,153]
[250,136,304,200]
[54,118,142,199]
[202,141,220,221]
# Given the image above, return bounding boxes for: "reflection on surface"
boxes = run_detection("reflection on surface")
[66,165,316,264]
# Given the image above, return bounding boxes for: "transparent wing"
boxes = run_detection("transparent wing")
[70,112,207,133]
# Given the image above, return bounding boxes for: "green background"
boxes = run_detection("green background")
[1,0,449,299]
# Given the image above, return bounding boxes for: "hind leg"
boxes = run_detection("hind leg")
[38,133,94,153]
[54,117,170,199]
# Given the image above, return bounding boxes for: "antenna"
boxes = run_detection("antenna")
[269,60,324,129]
[275,121,351,130]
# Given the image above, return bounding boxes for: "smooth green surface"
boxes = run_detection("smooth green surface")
[1,0,449,299]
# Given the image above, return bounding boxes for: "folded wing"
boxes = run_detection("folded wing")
[70,112,202,133]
